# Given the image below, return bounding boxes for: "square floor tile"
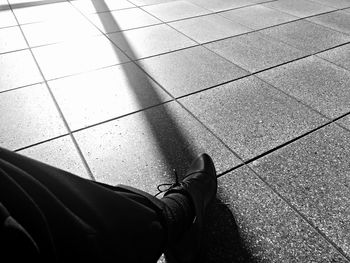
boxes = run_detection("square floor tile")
[18,136,90,179]
[128,0,176,6]
[74,102,241,190]
[71,0,135,14]
[50,62,171,130]
[205,32,306,73]
[0,50,43,92]
[142,0,210,22]
[138,46,248,97]
[108,24,196,59]
[22,17,101,47]
[317,43,350,70]
[169,14,251,44]
[257,56,350,119]
[0,26,27,53]
[0,10,17,28]
[221,4,298,30]
[308,0,350,9]
[32,35,129,80]
[260,20,350,54]
[337,115,350,129]
[180,76,326,160]
[13,2,82,24]
[200,166,348,263]
[307,10,350,35]
[250,124,350,257]
[89,8,161,33]
[0,84,67,150]
[187,0,257,12]
[263,0,335,18]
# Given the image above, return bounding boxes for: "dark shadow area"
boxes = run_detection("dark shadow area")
[200,198,251,263]
[92,0,197,177]
[92,2,249,261]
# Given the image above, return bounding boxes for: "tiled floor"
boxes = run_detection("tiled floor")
[1,0,350,261]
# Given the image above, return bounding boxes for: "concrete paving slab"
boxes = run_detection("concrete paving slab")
[260,20,350,54]
[250,123,350,257]
[336,115,350,130]
[180,76,326,160]
[0,84,67,150]
[50,62,171,130]
[169,14,251,44]
[257,56,350,119]
[138,46,248,97]
[0,10,17,28]
[127,0,176,6]
[186,0,259,12]
[263,0,335,18]
[71,0,135,14]
[307,0,350,9]
[205,32,307,73]
[108,24,197,60]
[0,26,27,53]
[89,8,162,33]
[13,2,81,24]
[18,136,90,179]
[0,50,43,92]
[32,35,129,80]
[198,166,349,263]
[142,1,210,22]
[307,10,350,35]
[221,4,298,30]
[21,17,101,47]
[317,43,350,71]
[74,101,241,191]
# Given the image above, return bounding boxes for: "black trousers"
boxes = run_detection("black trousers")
[0,147,167,262]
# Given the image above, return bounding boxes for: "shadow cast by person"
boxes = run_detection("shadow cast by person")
[91,0,197,178]
[91,2,249,262]
[200,198,251,263]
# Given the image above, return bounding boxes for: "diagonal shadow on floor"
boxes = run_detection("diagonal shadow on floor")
[91,1,250,262]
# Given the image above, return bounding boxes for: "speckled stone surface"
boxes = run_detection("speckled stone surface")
[180,76,326,160]
[32,35,130,80]
[71,0,135,14]
[74,101,241,193]
[50,62,170,130]
[186,0,259,12]
[108,24,197,60]
[317,44,350,71]
[0,50,43,92]
[337,115,350,130]
[249,123,350,258]
[89,8,161,33]
[307,10,350,35]
[307,0,350,9]
[198,166,349,263]
[221,4,298,30]
[205,31,307,73]
[138,46,248,97]
[169,14,251,44]
[0,84,67,150]
[18,136,90,179]
[257,56,350,119]
[0,26,27,54]
[263,0,335,18]
[142,1,210,22]
[260,20,350,54]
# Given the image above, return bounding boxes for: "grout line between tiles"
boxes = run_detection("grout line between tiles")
[7,0,96,181]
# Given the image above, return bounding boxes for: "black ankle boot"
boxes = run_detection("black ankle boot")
[164,153,217,263]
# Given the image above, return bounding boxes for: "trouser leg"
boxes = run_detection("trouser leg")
[0,147,166,263]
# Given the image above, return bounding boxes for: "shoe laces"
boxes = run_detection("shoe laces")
[155,169,180,197]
